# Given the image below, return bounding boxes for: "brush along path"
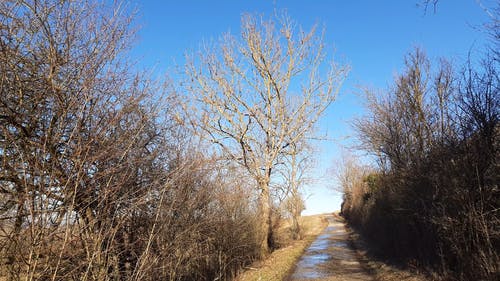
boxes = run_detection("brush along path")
[288,214,374,281]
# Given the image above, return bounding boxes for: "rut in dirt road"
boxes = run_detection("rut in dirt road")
[288,214,374,281]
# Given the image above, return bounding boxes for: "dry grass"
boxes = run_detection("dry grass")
[235,214,328,281]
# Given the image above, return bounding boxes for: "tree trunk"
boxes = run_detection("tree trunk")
[291,204,301,240]
[258,177,273,257]
[290,154,302,240]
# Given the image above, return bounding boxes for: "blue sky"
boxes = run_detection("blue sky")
[129,0,492,215]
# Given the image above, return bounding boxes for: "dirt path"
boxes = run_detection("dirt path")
[288,214,374,281]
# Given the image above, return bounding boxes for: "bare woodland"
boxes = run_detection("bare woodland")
[340,48,499,281]
[337,7,498,281]
[1,0,498,281]
[0,1,346,280]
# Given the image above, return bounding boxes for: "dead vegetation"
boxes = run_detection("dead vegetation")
[0,1,257,280]
[340,48,499,281]
[0,1,340,280]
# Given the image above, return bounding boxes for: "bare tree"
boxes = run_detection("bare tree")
[279,141,313,240]
[333,151,373,217]
[0,1,172,280]
[355,49,441,171]
[348,47,498,280]
[182,13,348,256]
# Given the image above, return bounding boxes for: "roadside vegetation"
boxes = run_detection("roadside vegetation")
[340,41,498,281]
[2,0,497,280]
[0,1,343,280]
[338,2,499,280]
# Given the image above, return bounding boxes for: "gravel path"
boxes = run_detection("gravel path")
[288,214,374,281]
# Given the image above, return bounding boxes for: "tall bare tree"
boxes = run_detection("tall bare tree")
[183,13,348,255]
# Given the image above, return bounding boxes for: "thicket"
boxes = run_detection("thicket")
[341,48,499,280]
[0,1,330,280]
[0,1,263,280]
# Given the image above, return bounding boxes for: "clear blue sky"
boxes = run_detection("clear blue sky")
[129,0,492,215]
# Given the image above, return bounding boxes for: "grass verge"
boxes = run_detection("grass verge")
[235,214,328,281]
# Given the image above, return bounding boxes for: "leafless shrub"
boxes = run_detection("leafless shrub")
[0,1,262,280]
[131,152,259,281]
[0,0,162,279]
[346,48,499,280]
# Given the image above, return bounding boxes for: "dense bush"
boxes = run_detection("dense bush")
[342,49,499,280]
[0,1,261,280]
